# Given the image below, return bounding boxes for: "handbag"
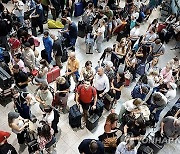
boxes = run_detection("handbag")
[103,134,117,148]
[104,92,114,102]
[31,69,38,76]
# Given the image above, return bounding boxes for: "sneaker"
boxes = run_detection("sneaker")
[112,103,117,109]
[80,121,86,129]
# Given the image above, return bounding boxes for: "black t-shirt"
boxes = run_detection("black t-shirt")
[57,80,70,97]
[126,120,146,137]
[0,143,17,154]
[14,70,28,89]
[53,39,63,56]
[78,139,104,154]
[68,22,78,39]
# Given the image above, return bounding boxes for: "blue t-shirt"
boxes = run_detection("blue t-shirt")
[78,139,104,154]
[68,22,78,38]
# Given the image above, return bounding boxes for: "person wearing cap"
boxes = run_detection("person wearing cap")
[12,64,29,92]
[160,116,180,139]
[60,17,77,51]
[78,139,104,154]
[165,82,177,102]
[8,112,29,144]
[22,42,35,72]
[0,131,17,154]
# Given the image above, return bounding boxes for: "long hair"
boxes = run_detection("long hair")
[39,123,52,141]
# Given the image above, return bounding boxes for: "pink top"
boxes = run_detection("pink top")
[160,67,173,83]
[13,59,27,73]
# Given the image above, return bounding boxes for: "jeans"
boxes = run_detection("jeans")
[69,37,77,47]
[96,36,103,52]
[18,16,24,25]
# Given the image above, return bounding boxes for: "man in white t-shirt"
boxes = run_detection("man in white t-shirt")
[12,0,24,24]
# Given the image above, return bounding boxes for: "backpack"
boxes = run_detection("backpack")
[136,63,146,76]
[61,48,68,63]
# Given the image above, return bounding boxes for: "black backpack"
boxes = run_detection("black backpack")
[0,143,17,154]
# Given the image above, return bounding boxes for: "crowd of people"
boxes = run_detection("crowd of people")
[0,0,179,153]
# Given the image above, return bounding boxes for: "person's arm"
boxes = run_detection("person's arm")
[11,122,28,132]
[35,92,46,106]
[160,121,165,136]
[124,124,129,136]
[113,85,124,92]
[174,109,180,118]
[99,77,110,97]
[75,91,80,105]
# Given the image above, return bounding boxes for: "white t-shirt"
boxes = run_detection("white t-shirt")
[44,111,54,125]
[123,99,137,112]
[98,25,105,39]
[165,89,176,101]
[144,32,157,42]
[130,27,140,38]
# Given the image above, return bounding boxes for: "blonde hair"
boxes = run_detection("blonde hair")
[56,76,66,84]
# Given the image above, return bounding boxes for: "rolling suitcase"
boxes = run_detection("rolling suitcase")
[103,95,114,111]
[47,66,60,83]
[74,2,84,17]
[69,104,82,128]
[137,145,154,154]
[78,21,86,38]
[0,67,12,90]
[86,114,99,131]
[90,99,104,117]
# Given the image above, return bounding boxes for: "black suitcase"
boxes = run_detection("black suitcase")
[103,95,114,111]
[137,145,154,154]
[138,133,164,154]
[27,140,39,154]
[69,104,82,128]
[78,21,86,38]
[89,99,104,117]
[0,143,17,154]
[86,114,99,131]
[0,67,12,90]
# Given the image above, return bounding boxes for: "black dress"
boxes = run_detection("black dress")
[113,78,123,100]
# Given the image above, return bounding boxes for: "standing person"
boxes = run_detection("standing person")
[8,112,29,145]
[30,0,44,37]
[66,52,80,84]
[22,42,36,71]
[35,83,53,111]
[0,16,9,50]
[12,65,29,92]
[78,139,104,154]
[50,34,63,68]
[41,0,49,23]
[110,73,124,108]
[42,31,53,64]
[12,88,32,120]
[94,19,106,53]
[75,80,97,127]
[79,61,95,83]
[12,0,24,25]
[147,39,165,63]
[54,76,70,113]
[0,131,17,154]
[60,17,78,51]
[13,53,27,73]
[93,67,110,98]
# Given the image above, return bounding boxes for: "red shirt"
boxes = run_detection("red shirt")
[0,131,11,143]
[77,85,97,104]
[9,38,21,50]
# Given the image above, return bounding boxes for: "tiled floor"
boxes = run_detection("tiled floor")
[1,1,180,154]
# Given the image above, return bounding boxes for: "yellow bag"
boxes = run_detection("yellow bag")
[48,19,64,29]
